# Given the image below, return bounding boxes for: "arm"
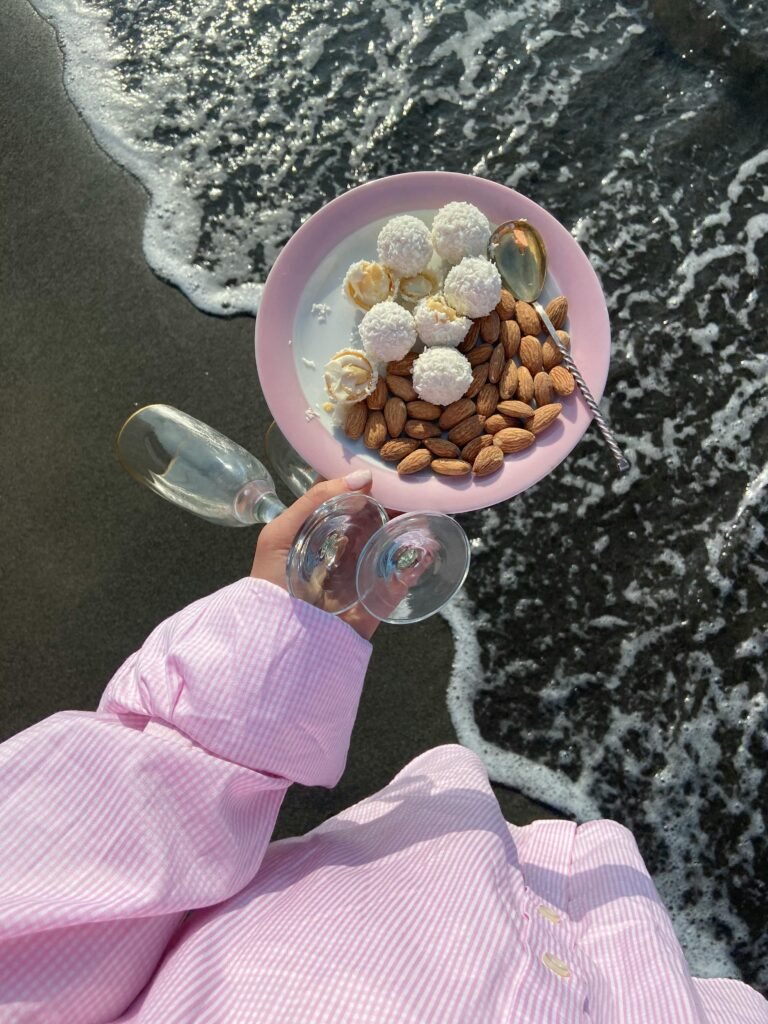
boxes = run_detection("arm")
[0,482,373,1023]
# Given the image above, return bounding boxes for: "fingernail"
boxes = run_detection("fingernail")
[344,469,372,491]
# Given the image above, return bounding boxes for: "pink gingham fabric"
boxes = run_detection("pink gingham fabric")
[0,578,765,1023]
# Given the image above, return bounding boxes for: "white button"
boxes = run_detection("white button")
[537,905,561,924]
[542,952,571,978]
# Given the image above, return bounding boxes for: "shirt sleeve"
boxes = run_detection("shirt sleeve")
[0,577,371,1024]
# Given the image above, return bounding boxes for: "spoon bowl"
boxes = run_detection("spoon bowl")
[488,219,547,304]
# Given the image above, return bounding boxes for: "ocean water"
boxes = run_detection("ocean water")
[30,0,768,990]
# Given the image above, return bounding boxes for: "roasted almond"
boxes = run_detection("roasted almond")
[493,427,536,454]
[476,383,500,418]
[545,295,568,330]
[557,329,571,348]
[431,458,472,477]
[550,365,576,396]
[515,300,542,336]
[485,413,516,434]
[497,400,535,420]
[439,398,476,430]
[500,319,521,359]
[473,445,505,477]
[447,413,486,447]
[499,359,519,401]
[386,374,417,402]
[495,289,516,320]
[467,343,494,367]
[387,352,418,376]
[366,377,389,410]
[519,335,544,375]
[364,410,387,449]
[461,434,494,462]
[405,419,442,440]
[459,321,481,354]
[424,437,461,458]
[488,343,505,384]
[542,338,563,370]
[397,449,433,475]
[534,371,554,406]
[464,363,489,399]
[479,310,501,343]
[516,365,535,404]
[380,438,421,462]
[344,402,367,440]
[529,403,562,435]
[383,396,407,437]
[407,399,442,421]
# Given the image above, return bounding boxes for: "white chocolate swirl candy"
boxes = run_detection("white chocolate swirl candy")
[323,348,378,405]
[342,260,396,311]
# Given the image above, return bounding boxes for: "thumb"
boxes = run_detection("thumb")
[264,470,373,549]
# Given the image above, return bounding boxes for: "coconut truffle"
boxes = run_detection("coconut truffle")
[377,215,433,277]
[413,295,472,349]
[324,348,378,405]
[432,201,492,264]
[443,256,502,318]
[359,301,417,363]
[412,347,473,406]
[342,260,396,311]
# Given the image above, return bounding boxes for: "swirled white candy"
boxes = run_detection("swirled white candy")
[377,215,433,277]
[412,347,473,406]
[359,301,417,362]
[443,256,502,318]
[414,295,471,348]
[431,202,491,264]
[323,348,378,405]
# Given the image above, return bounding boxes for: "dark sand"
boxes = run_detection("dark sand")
[0,0,555,836]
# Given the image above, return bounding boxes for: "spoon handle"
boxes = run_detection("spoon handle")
[535,303,630,475]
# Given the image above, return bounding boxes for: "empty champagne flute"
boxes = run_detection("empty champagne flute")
[117,404,470,624]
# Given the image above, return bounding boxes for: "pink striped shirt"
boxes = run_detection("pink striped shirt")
[0,578,765,1023]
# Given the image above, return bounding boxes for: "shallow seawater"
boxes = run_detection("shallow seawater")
[31,0,768,990]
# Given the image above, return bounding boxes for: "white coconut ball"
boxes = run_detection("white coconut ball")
[358,301,417,363]
[443,256,502,318]
[377,215,433,277]
[413,295,472,349]
[432,201,491,264]
[412,347,473,406]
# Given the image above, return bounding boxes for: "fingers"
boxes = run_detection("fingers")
[259,470,373,550]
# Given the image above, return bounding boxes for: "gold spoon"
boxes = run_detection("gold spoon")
[488,219,629,474]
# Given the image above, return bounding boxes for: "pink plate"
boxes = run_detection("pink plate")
[255,172,610,513]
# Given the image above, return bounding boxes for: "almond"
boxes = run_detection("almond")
[387,352,418,376]
[405,419,442,440]
[499,359,519,401]
[473,445,505,477]
[485,413,516,434]
[515,300,542,336]
[383,396,407,437]
[464,363,489,399]
[364,410,387,449]
[529,403,562,435]
[397,449,433,475]
[516,365,535,404]
[407,399,442,421]
[439,398,476,430]
[366,378,389,410]
[496,400,535,420]
[479,310,501,343]
[500,319,521,359]
[431,458,472,477]
[545,295,568,330]
[461,434,493,462]
[495,289,516,320]
[344,402,367,440]
[459,321,481,354]
[424,437,461,458]
[541,339,563,370]
[534,371,554,406]
[476,383,499,418]
[447,413,486,447]
[557,329,571,348]
[493,428,536,454]
[467,343,494,367]
[519,335,544,375]
[386,374,417,402]
[550,365,576,396]
[380,438,421,462]
[488,343,505,384]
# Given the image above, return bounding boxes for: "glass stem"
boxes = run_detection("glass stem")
[234,480,287,525]
[252,492,286,524]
